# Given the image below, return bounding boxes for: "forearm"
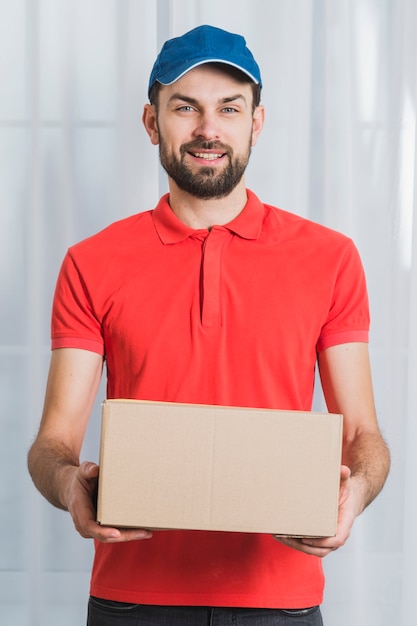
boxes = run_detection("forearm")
[342,429,390,514]
[27,437,80,511]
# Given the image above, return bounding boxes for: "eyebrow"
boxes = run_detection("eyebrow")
[168,93,248,106]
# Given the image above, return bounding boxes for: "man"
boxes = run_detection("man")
[28,25,390,626]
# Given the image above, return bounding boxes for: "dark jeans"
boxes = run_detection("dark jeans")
[87,597,323,626]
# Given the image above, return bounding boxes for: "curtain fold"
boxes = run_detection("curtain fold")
[0,1,414,624]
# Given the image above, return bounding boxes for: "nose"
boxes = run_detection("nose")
[192,111,220,141]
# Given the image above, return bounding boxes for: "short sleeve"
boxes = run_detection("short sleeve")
[51,251,105,355]
[317,240,370,352]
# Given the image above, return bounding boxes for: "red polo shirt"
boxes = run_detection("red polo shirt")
[51,190,369,608]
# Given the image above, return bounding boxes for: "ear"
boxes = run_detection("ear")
[251,105,265,147]
[142,104,159,145]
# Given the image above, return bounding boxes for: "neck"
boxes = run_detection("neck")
[167,180,248,229]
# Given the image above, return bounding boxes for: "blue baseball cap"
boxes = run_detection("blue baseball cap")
[148,25,262,99]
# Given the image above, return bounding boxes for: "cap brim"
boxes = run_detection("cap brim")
[157,58,261,86]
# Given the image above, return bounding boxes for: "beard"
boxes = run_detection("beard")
[158,137,251,199]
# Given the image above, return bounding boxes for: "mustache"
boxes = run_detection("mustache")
[180,140,232,156]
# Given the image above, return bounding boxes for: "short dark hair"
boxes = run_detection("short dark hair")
[149,62,261,113]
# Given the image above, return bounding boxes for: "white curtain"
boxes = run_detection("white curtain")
[0,0,415,623]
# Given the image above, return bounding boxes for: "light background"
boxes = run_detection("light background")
[1,0,416,624]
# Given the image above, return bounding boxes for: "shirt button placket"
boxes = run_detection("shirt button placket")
[201,228,229,328]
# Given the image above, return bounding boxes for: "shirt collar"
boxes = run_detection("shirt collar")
[152,190,265,244]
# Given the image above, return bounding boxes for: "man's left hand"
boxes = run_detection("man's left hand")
[273,465,360,558]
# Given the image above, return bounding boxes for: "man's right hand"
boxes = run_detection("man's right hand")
[64,461,153,543]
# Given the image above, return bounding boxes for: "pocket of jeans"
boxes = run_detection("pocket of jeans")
[280,606,319,616]
[89,596,141,612]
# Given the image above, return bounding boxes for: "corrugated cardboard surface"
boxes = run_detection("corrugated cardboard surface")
[97,400,343,537]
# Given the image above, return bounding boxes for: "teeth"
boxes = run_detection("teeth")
[193,152,223,160]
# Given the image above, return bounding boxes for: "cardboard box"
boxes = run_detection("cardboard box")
[97,399,343,537]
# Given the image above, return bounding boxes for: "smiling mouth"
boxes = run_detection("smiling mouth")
[189,151,225,161]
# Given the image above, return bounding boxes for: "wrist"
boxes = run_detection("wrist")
[349,473,369,517]
[58,463,79,511]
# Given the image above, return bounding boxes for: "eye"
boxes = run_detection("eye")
[176,105,196,112]
[222,106,239,114]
